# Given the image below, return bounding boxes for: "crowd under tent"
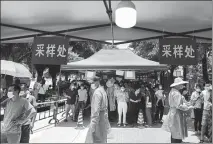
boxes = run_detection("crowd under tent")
[61,49,168,72]
[1,1,212,44]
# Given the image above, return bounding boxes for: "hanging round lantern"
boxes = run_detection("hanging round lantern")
[115,1,137,28]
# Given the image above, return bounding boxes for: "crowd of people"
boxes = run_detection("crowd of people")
[0,75,212,143]
[61,76,212,143]
[162,78,212,143]
[62,77,166,128]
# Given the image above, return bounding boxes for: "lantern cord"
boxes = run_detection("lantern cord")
[107,0,114,47]
[109,12,115,47]
[162,29,165,39]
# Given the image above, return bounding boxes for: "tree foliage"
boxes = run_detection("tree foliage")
[129,40,212,84]
[69,41,104,59]
[1,43,33,71]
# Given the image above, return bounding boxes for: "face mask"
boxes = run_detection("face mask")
[7,92,14,98]
[196,89,201,92]
[91,84,96,89]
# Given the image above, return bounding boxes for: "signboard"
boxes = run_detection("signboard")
[159,38,197,65]
[116,70,124,76]
[32,37,69,65]
[124,71,135,79]
[85,71,96,79]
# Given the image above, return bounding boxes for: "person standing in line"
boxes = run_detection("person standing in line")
[200,83,212,143]
[85,77,110,143]
[20,84,37,143]
[75,84,88,121]
[154,84,166,123]
[128,85,141,127]
[1,85,36,143]
[0,88,8,103]
[106,79,116,122]
[37,79,47,102]
[140,85,147,126]
[207,86,212,143]
[162,77,193,143]
[114,84,129,127]
[145,85,153,127]
[63,83,78,122]
[33,78,41,100]
[190,84,203,135]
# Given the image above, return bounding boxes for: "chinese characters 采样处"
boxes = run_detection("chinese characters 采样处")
[35,44,67,58]
[162,44,195,58]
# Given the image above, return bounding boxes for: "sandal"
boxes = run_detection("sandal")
[199,140,204,143]
[117,123,121,127]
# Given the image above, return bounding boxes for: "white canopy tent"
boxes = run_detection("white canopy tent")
[61,49,168,71]
[1,1,212,44]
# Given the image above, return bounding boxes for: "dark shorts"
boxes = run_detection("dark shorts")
[20,124,30,143]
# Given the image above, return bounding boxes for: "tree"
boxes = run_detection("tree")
[1,43,33,71]
[70,41,104,59]
[129,40,212,84]
[129,40,177,87]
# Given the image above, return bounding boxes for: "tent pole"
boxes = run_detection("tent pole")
[114,34,212,45]
[1,23,111,40]
[55,65,62,126]
[0,23,112,45]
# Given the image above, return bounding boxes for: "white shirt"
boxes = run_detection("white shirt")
[38,84,47,95]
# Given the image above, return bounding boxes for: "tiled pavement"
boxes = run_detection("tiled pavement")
[30,114,201,143]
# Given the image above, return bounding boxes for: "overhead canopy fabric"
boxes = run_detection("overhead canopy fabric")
[1,1,212,44]
[61,49,168,71]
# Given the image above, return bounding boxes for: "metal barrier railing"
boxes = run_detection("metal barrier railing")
[0,99,67,122]
[35,99,66,121]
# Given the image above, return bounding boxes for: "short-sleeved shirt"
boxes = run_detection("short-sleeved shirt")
[2,97,34,134]
[23,94,37,125]
[155,90,164,100]
[66,89,77,105]
[114,90,129,103]
[190,91,202,109]
[38,84,48,95]
[78,89,88,102]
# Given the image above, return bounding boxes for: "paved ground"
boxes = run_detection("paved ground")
[30,112,202,143]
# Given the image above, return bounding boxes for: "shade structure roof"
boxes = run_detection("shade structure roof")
[1,1,212,44]
[61,49,168,71]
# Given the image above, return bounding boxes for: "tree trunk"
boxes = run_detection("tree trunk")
[183,66,187,81]
[170,65,176,83]
[202,47,209,83]
[160,71,164,87]
[48,65,60,90]
[34,64,47,82]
